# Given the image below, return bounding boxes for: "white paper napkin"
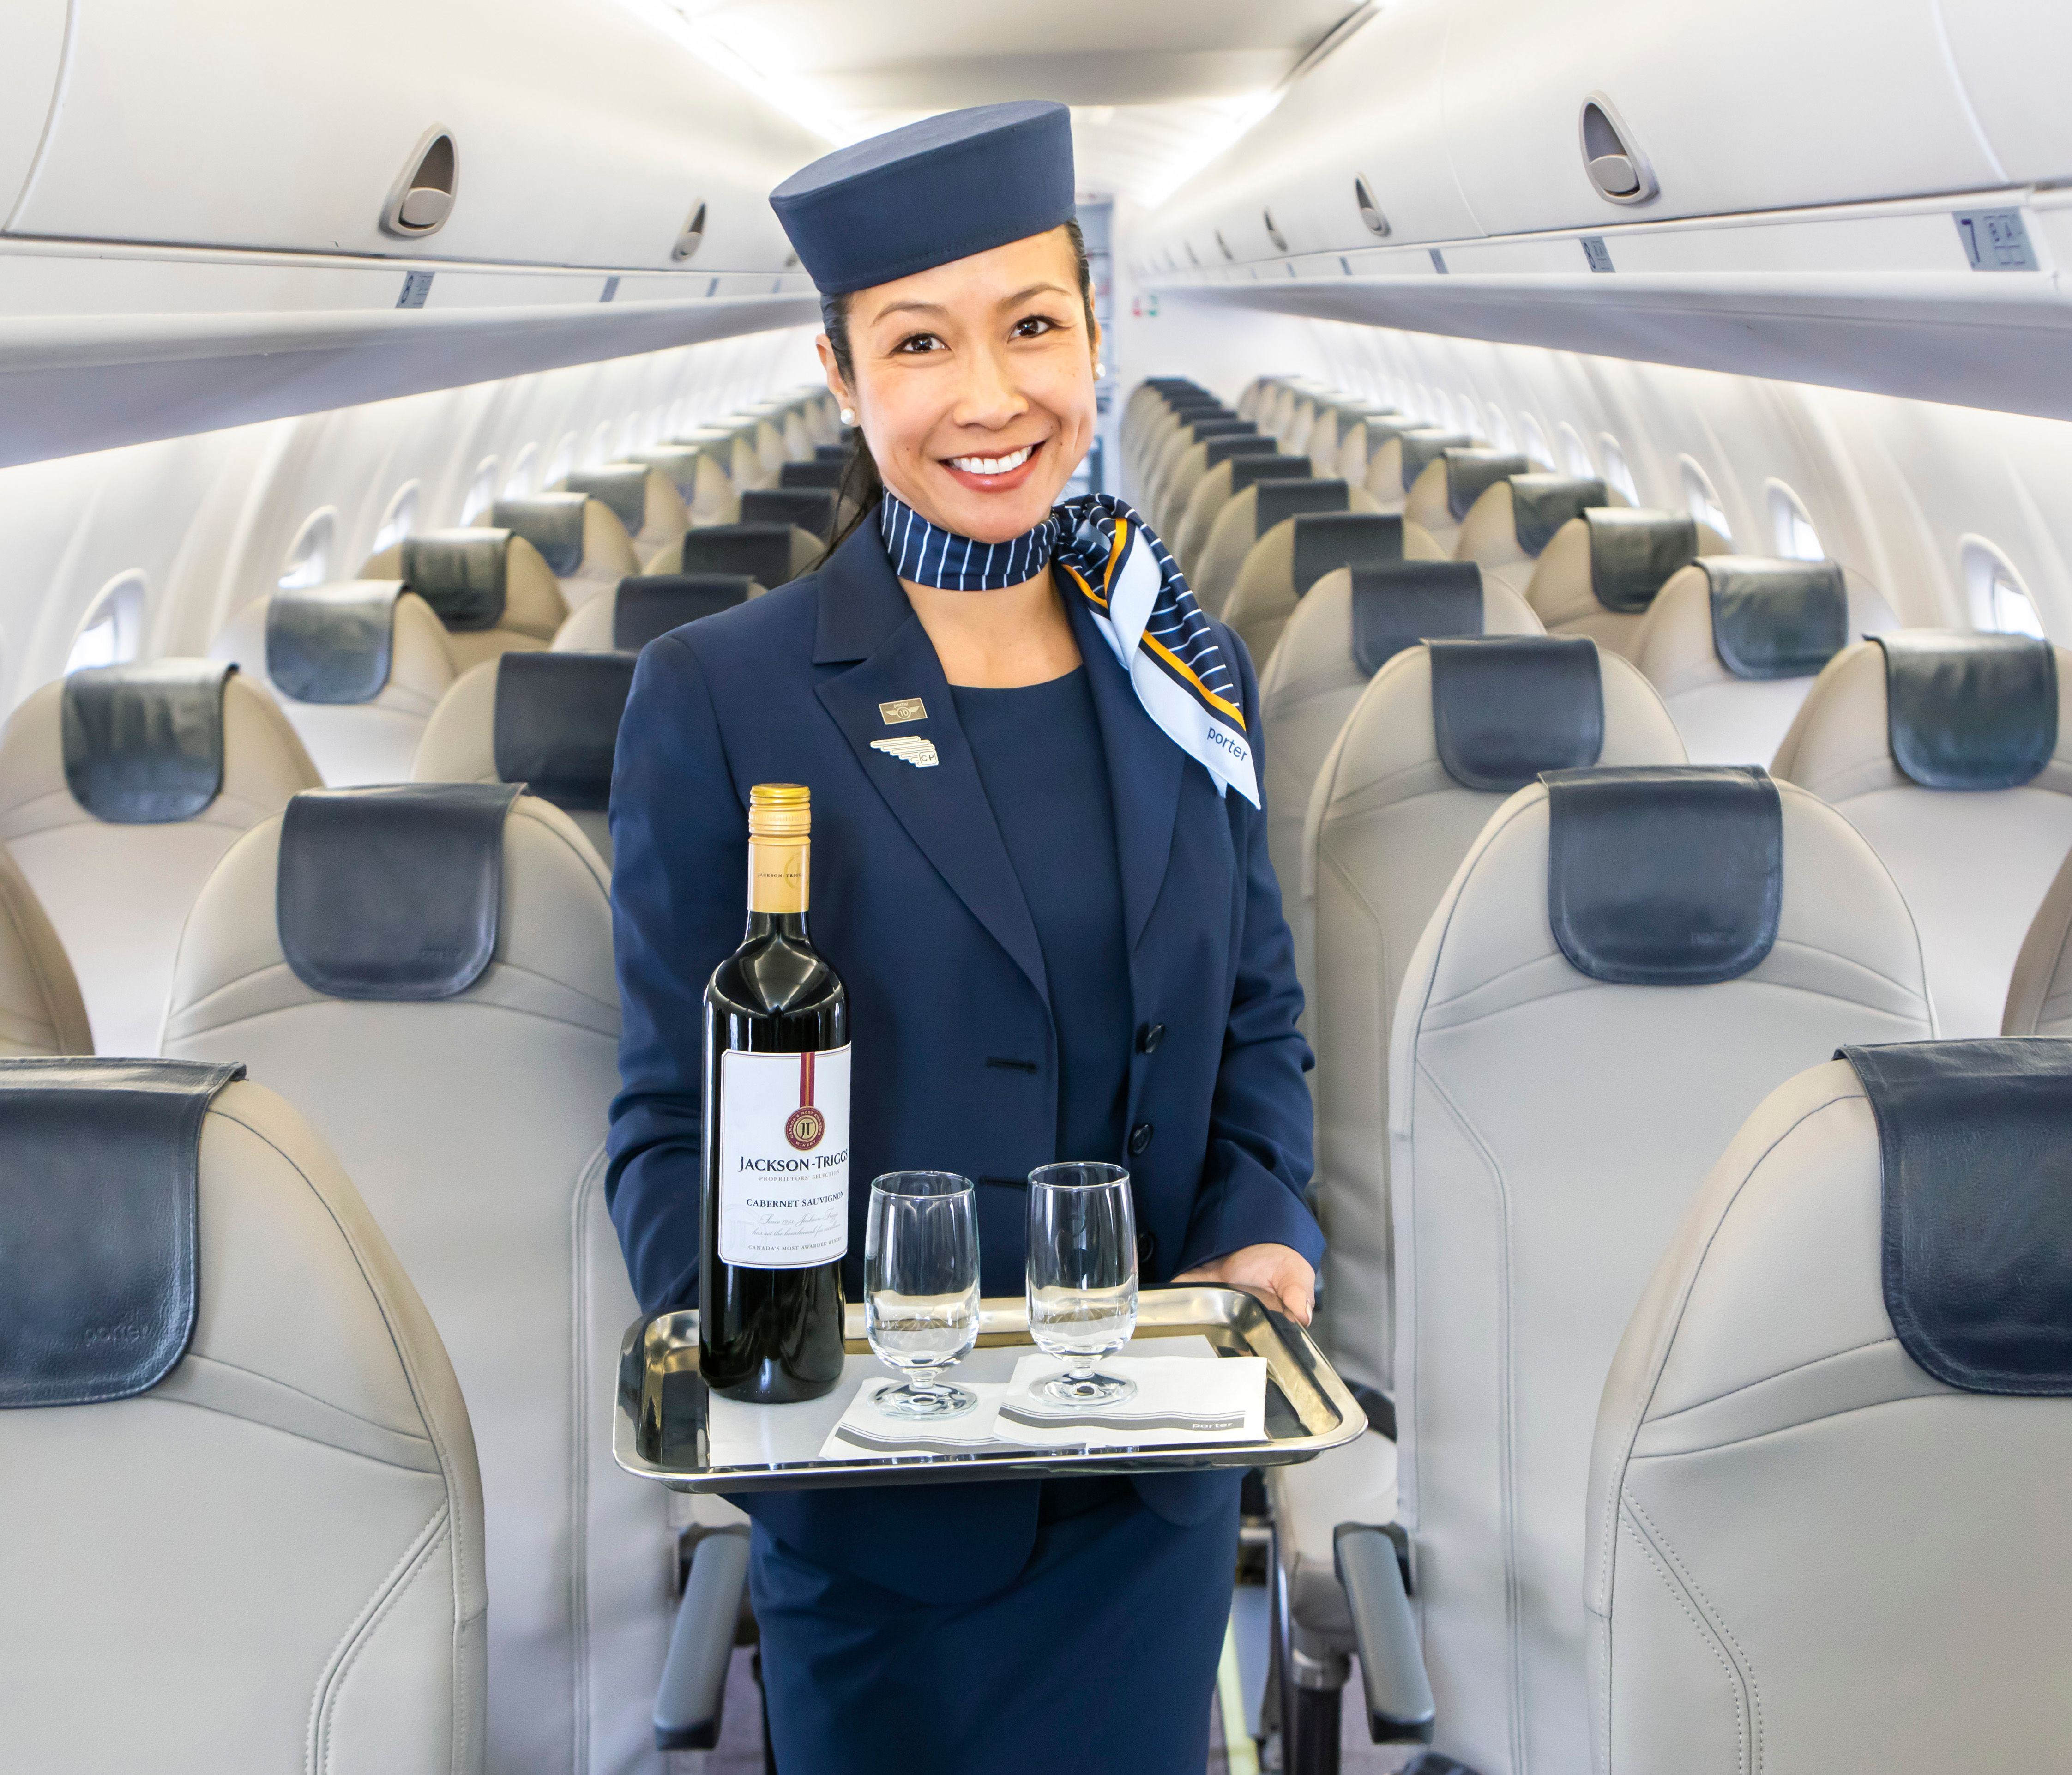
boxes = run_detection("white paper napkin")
[816,1378,1011,1461]
[993,1355,1269,1448]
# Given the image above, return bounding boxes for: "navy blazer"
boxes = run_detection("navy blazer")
[606,520,1319,1602]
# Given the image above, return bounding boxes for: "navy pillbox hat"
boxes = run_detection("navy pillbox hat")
[770,102,1076,296]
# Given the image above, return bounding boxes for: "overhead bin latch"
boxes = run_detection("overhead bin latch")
[673,201,707,262]
[380,126,459,239]
[1579,95,1657,206]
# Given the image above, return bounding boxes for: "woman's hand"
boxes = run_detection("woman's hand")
[1172,1244,1316,1326]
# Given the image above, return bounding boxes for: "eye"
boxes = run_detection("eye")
[1012,314,1060,339]
[894,332,944,355]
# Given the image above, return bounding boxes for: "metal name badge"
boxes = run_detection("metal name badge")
[877,697,928,725]
[871,736,940,768]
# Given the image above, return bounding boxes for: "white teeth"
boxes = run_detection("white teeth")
[949,445,1034,476]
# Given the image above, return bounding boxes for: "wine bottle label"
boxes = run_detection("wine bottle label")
[716,1044,851,1268]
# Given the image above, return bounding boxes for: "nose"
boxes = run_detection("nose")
[948,333,1029,434]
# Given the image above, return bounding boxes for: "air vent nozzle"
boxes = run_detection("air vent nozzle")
[1579,96,1656,205]
[1264,208,1289,254]
[1354,175,1390,238]
[380,127,458,239]
[1215,229,1234,261]
[672,200,707,263]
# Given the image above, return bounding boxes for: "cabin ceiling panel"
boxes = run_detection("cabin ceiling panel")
[0,4,66,228]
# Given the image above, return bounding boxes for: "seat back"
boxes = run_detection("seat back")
[1365,428,1476,515]
[626,444,740,526]
[1224,507,1446,667]
[648,519,823,586]
[1193,477,1382,621]
[740,485,835,541]
[488,494,638,609]
[1631,556,1896,765]
[1331,411,1408,487]
[1526,507,1729,656]
[1452,472,1612,603]
[1774,633,2072,1036]
[1588,1042,2072,1775]
[562,465,689,567]
[780,459,843,491]
[1171,451,1309,576]
[211,583,457,785]
[0,1058,485,1775]
[0,841,90,1056]
[1147,417,1256,530]
[1403,447,1530,556]
[412,654,635,864]
[1134,398,1233,485]
[0,663,320,1056]
[1307,640,1683,1390]
[367,529,572,672]
[1156,433,1279,541]
[162,785,665,1775]
[669,427,762,499]
[1395,767,1931,1775]
[552,573,757,653]
[1124,378,1207,457]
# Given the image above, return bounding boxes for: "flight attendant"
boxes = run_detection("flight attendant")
[607,101,1320,1775]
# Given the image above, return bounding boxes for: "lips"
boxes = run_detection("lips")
[946,444,1034,476]
[940,438,1045,493]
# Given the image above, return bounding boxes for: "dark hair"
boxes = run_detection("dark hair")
[815,219,1098,561]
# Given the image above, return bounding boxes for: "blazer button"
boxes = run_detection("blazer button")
[1137,1231,1158,1271]
[1128,1122,1154,1156]
[1136,1022,1166,1055]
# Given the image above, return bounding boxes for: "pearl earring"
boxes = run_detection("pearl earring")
[1094,362,1107,379]
[839,407,856,426]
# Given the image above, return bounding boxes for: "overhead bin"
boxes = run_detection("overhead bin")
[0,6,66,225]
[4,0,816,273]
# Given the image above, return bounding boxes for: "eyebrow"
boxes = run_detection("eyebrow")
[868,282,1074,323]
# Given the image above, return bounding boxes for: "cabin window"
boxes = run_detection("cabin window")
[1557,424,1595,478]
[546,434,577,489]
[278,509,336,592]
[1767,483,1824,561]
[459,459,499,525]
[586,422,614,468]
[66,572,146,675]
[1963,539,2047,638]
[647,406,668,446]
[1680,460,1730,542]
[1598,435,1639,503]
[1484,406,1515,453]
[1519,414,1553,468]
[503,443,539,498]
[373,482,419,555]
[617,413,643,457]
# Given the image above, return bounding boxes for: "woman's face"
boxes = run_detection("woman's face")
[822,228,1099,546]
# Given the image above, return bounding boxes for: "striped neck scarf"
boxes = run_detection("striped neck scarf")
[879,490,1258,805]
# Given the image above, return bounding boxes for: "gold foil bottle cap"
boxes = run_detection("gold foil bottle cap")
[748,783,811,837]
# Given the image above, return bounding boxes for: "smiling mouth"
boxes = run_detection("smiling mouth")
[946,443,1036,477]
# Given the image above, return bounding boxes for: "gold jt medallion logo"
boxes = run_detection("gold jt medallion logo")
[786,1105,826,1151]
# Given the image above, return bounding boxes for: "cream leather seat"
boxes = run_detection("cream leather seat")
[1379,767,1930,1775]
[1588,1040,2072,1775]
[1630,556,1896,765]
[1132,398,1234,489]
[366,529,572,671]
[1193,478,1383,621]
[1401,449,1529,556]
[645,519,824,586]
[162,784,670,1775]
[741,485,835,543]
[411,654,634,865]
[1172,451,1308,577]
[1124,378,1206,458]
[0,841,91,1056]
[0,663,319,1057]
[669,426,762,499]
[1365,428,1475,516]
[716,411,786,488]
[1452,472,1612,605]
[1224,509,1447,669]
[1332,412,1409,489]
[1525,508,1730,657]
[211,582,457,785]
[486,494,638,610]
[1147,417,1258,531]
[0,1057,486,1774]
[2007,846,2072,1036]
[553,573,757,653]
[1773,632,2072,1038]
[1257,561,1542,984]
[560,465,689,570]
[627,444,740,527]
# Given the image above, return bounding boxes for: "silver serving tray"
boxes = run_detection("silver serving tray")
[613,1286,1368,1493]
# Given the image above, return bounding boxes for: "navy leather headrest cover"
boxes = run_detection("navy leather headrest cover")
[1399,431,1473,492]
[1509,475,1607,556]
[402,530,510,631]
[277,784,523,1001]
[614,575,753,651]
[564,466,648,537]
[62,660,236,824]
[1427,635,1604,791]
[0,1057,245,1408]
[1350,561,1483,677]
[1186,419,1255,445]
[266,581,402,705]
[740,487,834,540]
[1875,632,2057,790]
[1229,455,1313,494]
[1842,1037,2072,1395]
[780,459,844,490]
[814,443,849,463]
[1293,513,1403,598]
[492,652,634,813]
[1445,450,1531,523]
[1587,510,1699,614]
[491,495,587,576]
[1703,557,1849,681]
[679,523,797,587]
[1205,435,1279,469]
[1544,766,1782,985]
[1255,478,1349,537]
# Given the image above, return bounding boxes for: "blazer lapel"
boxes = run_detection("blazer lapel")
[813,529,1049,1003]
[1069,592,1184,955]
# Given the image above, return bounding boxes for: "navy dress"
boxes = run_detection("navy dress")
[754,667,1236,1775]
[605,522,1319,1775]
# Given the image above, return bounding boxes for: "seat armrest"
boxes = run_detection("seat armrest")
[1332,1521,1435,1745]
[653,1528,750,1751]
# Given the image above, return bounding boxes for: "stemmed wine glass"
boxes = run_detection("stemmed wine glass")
[864,1171,980,1419]
[1025,1162,1139,1407]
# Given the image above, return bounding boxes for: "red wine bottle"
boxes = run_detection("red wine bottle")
[700,782,849,1402]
